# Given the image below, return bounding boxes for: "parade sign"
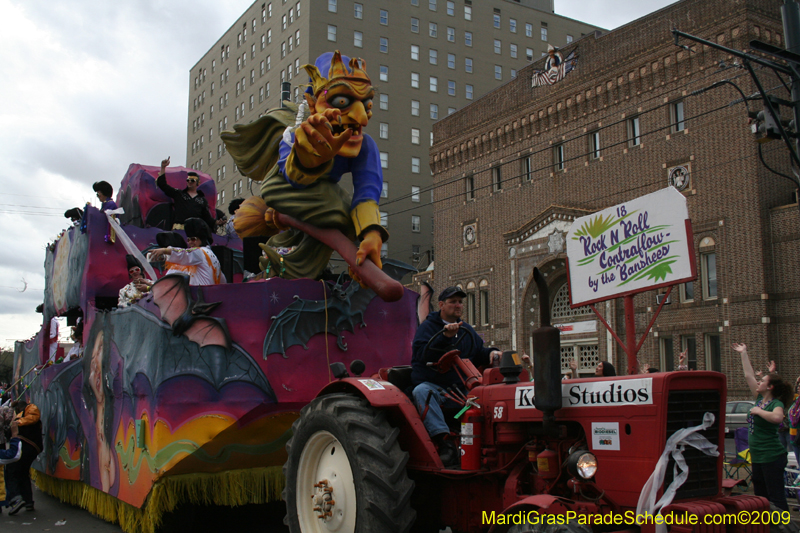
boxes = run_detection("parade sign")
[566,187,695,307]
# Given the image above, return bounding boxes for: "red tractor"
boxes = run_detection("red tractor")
[282,270,797,533]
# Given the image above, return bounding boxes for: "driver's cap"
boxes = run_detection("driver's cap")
[438,286,466,301]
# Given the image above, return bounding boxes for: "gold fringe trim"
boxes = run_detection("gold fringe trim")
[33,467,285,533]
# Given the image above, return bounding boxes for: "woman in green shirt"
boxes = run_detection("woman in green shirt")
[733,343,794,511]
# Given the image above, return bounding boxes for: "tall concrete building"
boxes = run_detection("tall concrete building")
[187,0,601,270]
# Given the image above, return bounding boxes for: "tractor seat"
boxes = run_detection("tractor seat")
[386,366,414,393]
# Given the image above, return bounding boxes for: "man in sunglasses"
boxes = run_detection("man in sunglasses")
[156,157,216,232]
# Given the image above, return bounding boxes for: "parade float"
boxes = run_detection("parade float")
[12,50,422,532]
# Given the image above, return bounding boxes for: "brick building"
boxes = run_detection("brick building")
[426,0,799,399]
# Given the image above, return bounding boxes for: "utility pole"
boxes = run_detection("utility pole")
[673,0,800,214]
[783,0,800,168]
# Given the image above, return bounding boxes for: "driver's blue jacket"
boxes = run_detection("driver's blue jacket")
[411,311,494,390]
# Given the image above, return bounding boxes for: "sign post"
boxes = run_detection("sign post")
[565,187,696,374]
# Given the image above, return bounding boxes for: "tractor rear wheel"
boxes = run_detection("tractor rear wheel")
[283,393,416,533]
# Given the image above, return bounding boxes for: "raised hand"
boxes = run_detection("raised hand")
[160,156,171,173]
[732,343,747,353]
[294,109,354,169]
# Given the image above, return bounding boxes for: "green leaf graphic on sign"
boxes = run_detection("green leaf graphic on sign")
[572,213,617,240]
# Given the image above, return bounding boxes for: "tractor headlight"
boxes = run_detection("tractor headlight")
[566,450,597,479]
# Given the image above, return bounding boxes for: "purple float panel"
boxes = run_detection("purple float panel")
[116,163,217,230]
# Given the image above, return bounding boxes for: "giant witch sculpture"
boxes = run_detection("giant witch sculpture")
[221,51,388,281]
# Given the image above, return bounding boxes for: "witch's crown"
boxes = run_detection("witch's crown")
[302,51,371,96]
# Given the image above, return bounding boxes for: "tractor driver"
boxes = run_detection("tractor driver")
[411,286,501,466]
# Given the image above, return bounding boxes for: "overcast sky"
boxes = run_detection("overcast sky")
[0,0,675,350]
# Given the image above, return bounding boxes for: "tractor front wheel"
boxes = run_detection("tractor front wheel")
[283,393,416,533]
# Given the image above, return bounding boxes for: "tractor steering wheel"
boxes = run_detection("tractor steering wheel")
[423,325,475,373]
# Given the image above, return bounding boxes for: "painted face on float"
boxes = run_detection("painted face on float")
[313,80,374,158]
[304,51,374,159]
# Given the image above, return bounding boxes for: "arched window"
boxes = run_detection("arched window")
[550,282,591,320]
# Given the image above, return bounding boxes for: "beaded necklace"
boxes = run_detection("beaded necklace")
[748,396,774,434]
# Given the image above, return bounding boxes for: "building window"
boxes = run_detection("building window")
[627,116,641,146]
[447,27,455,42]
[522,156,532,181]
[411,72,419,88]
[412,215,421,232]
[295,29,300,47]
[354,31,363,47]
[510,43,518,58]
[429,49,438,64]
[466,84,473,99]
[381,242,388,258]
[327,25,337,41]
[541,26,548,41]
[465,31,472,47]
[249,94,254,110]
[379,93,388,110]
[567,34,574,44]
[380,9,388,25]
[467,291,476,324]
[380,152,388,168]
[412,157,421,173]
[379,122,389,139]
[492,166,502,191]
[553,144,565,171]
[681,280,694,302]
[282,14,287,30]
[354,3,363,18]
[411,99,420,116]
[659,336,674,372]
[411,128,420,144]
[702,251,717,299]
[706,334,721,372]
[590,130,601,159]
[430,103,438,119]
[447,80,455,96]
[411,17,419,33]
[429,76,438,92]
[447,53,455,69]
[681,335,697,370]
[446,0,454,16]
[510,18,517,33]
[429,0,436,11]
[381,181,389,198]
[412,185,421,201]
[380,37,388,53]
[411,44,420,60]
[479,282,489,326]
[493,13,501,29]
[267,28,272,43]
[429,22,437,38]
[465,57,473,73]
[328,0,337,12]
[381,211,389,227]
[448,107,455,115]
[494,39,501,54]
[465,174,474,200]
[525,23,533,37]
[464,5,471,20]
[494,65,502,80]
[380,65,389,82]
[671,101,685,132]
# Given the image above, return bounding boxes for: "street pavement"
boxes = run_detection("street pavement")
[1,486,290,533]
